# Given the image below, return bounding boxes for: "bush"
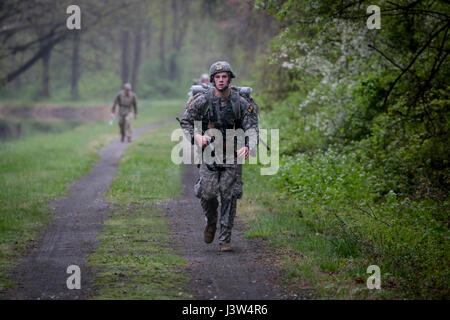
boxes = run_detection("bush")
[275,147,449,298]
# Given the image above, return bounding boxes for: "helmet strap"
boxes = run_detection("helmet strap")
[216,84,229,92]
[213,76,231,92]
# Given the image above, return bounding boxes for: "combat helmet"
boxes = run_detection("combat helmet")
[200,73,209,82]
[209,61,236,82]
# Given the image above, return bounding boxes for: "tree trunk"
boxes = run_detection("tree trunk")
[169,0,178,81]
[40,48,51,98]
[143,21,152,59]
[13,75,21,90]
[71,32,81,100]
[169,53,176,81]
[169,0,190,81]
[2,33,64,86]
[131,25,142,91]
[159,1,166,75]
[121,29,130,84]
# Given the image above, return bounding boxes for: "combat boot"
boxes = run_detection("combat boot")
[203,224,216,244]
[121,136,125,143]
[128,136,132,143]
[219,242,232,252]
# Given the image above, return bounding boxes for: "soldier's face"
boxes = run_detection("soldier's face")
[124,89,131,96]
[213,72,230,90]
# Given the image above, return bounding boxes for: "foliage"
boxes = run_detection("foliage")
[248,0,450,298]
[0,0,279,102]
[257,0,449,197]
[278,149,449,298]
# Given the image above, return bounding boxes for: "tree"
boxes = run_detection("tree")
[131,23,142,90]
[168,0,191,81]
[159,0,167,75]
[71,32,81,100]
[121,29,130,84]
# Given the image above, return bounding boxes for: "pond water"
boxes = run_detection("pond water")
[0,104,109,141]
[0,118,83,141]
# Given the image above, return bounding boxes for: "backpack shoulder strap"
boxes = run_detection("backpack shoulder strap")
[187,92,202,109]
[204,87,215,120]
[186,89,212,121]
[230,89,242,120]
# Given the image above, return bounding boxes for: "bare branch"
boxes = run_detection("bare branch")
[368,44,405,71]
[382,21,450,109]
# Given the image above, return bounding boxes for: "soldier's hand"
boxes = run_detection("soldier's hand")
[110,113,115,118]
[237,146,249,159]
[134,114,137,120]
[194,134,211,148]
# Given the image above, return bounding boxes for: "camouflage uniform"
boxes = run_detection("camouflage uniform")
[180,86,258,245]
[187,83,210,105]
[186,83,245,199]
[111,89,138,141]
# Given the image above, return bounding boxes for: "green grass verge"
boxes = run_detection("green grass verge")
[238,162,442,299]
[88,121,192,299]
[0,100,183,296]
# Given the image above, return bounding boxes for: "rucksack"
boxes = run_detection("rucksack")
[186,85,257,125]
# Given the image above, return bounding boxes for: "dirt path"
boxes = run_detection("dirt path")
[162,164,305,300]
[4,118,173,300]
[5,117,308,300]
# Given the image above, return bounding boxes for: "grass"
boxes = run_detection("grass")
[0,99,183,296]
[238,163,401,299]
[88,122,192,299]
[239,148,449,299]
[88,205,190,299]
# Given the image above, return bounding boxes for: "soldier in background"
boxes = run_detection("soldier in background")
[199,73,209,86]
[192,73,210,86]
[111,83,138,143]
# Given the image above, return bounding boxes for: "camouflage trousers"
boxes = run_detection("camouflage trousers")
[118,113,132,139]
[194,163,242,244]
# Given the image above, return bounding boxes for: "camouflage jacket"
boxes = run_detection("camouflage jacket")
[112,90,138,115]
[180,87,259,155]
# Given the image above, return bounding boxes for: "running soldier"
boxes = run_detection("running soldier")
[180,61,259,252]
